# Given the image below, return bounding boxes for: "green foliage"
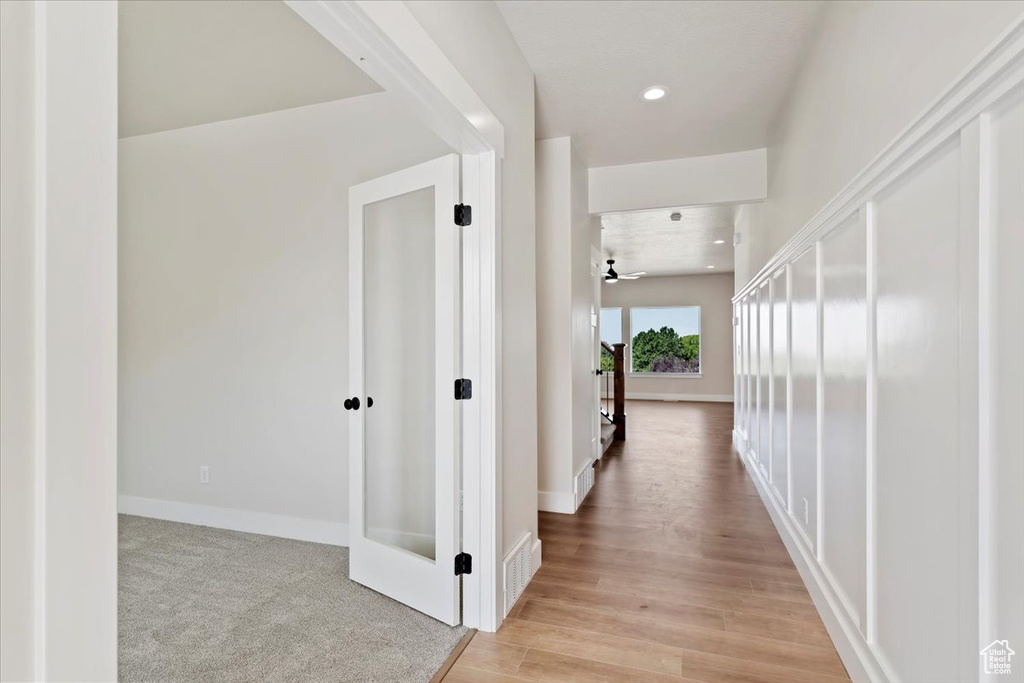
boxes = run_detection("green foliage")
[631,326,700,373]
[600,351,615,372]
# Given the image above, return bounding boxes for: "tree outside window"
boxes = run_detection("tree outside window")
[630,307,700,374]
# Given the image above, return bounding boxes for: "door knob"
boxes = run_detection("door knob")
[344,397,361,411]
[367,397,374,408]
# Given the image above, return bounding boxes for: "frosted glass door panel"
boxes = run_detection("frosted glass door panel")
[364,187,436,560]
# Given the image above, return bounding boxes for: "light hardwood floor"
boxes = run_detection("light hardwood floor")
[442,400,850,683]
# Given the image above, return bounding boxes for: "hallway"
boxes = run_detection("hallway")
[444,400,849,682]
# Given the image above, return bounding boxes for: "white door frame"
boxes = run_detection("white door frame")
[590,245,603,461]
[286,0,503,631]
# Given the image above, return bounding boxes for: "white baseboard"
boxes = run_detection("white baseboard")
[739,457,886,683]
[118,495,349,546]
[625,392,734,402]
[537,490,576,514]
[531,537,542,577]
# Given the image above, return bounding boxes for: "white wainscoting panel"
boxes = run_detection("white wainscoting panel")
[731,18,1023,682]
[734,302,744,436]
[874,139,962,682]
[744,294,754,447]
[789,245,818,553]
[821,213,868,635]
[985,87,1024,677]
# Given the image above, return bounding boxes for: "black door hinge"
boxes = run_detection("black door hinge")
[454,203,472,227]
[454,552,472,576]
[454,378,473,400]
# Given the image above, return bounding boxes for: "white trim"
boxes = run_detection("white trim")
[814,241,824,562]
[537,491,576,515]
[118,496,349,546]
[957,114,985,680]
[785,263,794,515]
[628,372,702,379]
[733,15,1024,303]
[863,201,878,646]
[460,151,501,631]
[622,392,733,402]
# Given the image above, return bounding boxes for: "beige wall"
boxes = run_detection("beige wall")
[733,202,768,294]
[1,3,37,679]
[404,1,539,559]
[535,139,573,503]
[602,273,735,401]
[750,0,1023,279]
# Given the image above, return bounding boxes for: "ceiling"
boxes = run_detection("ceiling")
[601,204,738,277]
[496,0,825,167]
[119,0,382,138]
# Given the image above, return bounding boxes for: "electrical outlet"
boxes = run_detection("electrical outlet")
[200,465,209,484]
[802,497,809,525]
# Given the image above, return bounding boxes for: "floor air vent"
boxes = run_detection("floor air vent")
[503,532,533,615]
[574,459,595,509]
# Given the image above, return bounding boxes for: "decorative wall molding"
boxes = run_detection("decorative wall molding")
[118,495,349,547]
[742,457,886,683]
[734,16,1024,303]
[733,16,1024,683]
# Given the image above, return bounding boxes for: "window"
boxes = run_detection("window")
[629,306,701,375]
[600,308,622,345]
[599,308,621,372]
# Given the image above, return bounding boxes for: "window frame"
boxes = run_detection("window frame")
[627,305,703,378]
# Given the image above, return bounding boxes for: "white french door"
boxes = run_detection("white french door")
[347,154,461,625]
[591,250,602,460]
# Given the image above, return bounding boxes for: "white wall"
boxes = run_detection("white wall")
[750,0,1024,278]
[588,148,767,215]
[733,16,1023,682]
[602,273,735,401]
[403,0,539,566]
[0,2,118,680]
[118,93,450,540]
[535,137,598,513]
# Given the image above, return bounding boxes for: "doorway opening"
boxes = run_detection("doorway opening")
[116,1,499,679]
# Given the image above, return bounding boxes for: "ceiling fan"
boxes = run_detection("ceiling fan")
[604,259,645,283]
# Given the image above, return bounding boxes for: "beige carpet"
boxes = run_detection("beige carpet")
[118,515,467,682]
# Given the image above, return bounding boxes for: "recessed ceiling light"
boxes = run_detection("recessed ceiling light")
[713,239,725,244]
[707,265,715,269]
[641,86,667,101]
